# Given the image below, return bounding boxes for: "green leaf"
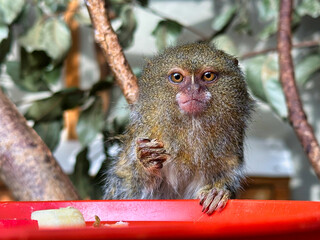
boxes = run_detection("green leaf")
[5,61,20,82]
[244,55,288,119]
[295,54,320,86]
[25,88,84,121]
[263,78,287,119]
[90,79,113,96]
[256,0,278,22]
[256,0,278,40]
[0,24,8,43]
[106,95,129,134]
[39,0,69,14]
[0,25,11,63]
[152,20,182,51]
[43,65,63,85]
[259,20,277,40]
[0,0,25,25]
[261,55,287,118]
[33,120,62,151]
[6,48,63,92]
[233,6,252,35]
[137,0,148,7]
[117,5,137,49]
[25,94,64,121]
[15,2,40,36]
[19,17,71,61]
[69,148,92,199]
[244,56,267,101]
[6,49,52,92]
[77,98,105,146]
[74,3,92,26]
[211,5,236,32]
[60,87,85,110]
[5,61,39,91]
[212,34,238,56]
[297,0,320,18]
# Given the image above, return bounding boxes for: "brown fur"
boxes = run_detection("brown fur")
[103,42,254,209]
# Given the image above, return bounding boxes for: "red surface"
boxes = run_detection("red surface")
[0,200,320,239]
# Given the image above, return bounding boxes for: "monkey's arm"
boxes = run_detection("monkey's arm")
[198,156,244,215]
[104,138,170,199]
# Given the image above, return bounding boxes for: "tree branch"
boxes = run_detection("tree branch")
[85,0,139,104]
[0,89,80,200]
[278,0,320,179]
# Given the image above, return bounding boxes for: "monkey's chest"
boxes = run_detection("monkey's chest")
[160,161,206,199]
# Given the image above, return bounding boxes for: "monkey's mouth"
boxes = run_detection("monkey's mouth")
[179,98,207,115]
[181,98,204,105]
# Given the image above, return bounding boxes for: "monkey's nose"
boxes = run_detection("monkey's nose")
[188,83,200,92]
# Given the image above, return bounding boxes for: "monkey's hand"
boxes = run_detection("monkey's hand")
[198,185,231,215]
[136,138,170,172]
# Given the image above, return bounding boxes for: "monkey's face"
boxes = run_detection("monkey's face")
[168,67,216,115]
[139,43,249,119]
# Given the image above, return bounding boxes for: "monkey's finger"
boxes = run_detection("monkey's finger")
[216,198,228,211]
[140,155,166,165]
[216,192,230,211]
[138,141,164,150]
[149,161,164,169]
[142,155,168,169]
[199,192,206,206]
[206,190,224,215]
[202,189,217,212]
[137,138,151,144]
[138,148,167,158]
[150,152,170,159]
[150,139,164,147]
[150,154,169,164]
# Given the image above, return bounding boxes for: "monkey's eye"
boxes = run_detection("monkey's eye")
[202,72,217,82]
[169,72,184,83]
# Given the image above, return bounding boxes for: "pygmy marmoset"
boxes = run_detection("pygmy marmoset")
[103,42,254,214]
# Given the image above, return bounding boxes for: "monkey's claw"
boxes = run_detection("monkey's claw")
[199,187,230,215]
[136,138,170,171]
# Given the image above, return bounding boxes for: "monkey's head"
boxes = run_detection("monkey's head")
[136,42,252,126]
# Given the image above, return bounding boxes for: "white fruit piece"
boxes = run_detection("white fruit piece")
[31,207,86,228]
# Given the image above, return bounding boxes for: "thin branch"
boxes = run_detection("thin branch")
[241,40,320,60]
[85,0,139,104]
[278,0,320,179]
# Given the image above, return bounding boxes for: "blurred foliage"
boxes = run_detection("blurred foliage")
[0,0,320,199]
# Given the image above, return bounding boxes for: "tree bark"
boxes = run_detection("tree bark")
[278,0,320,179]
[85,0,139,104]
[0,89,80,200]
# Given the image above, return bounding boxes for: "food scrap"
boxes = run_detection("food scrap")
[93,215,101,227]
[31,207,86,228]
[93,215,128,228]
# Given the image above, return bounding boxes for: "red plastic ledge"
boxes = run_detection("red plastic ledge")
[0,199,320,240]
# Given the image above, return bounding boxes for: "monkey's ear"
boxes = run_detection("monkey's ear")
[233,58,239,66]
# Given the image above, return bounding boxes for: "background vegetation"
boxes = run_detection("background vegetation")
[0,0,320,199]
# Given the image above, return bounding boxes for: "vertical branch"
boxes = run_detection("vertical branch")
[278,0,320,179]
[85,0,139,104]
